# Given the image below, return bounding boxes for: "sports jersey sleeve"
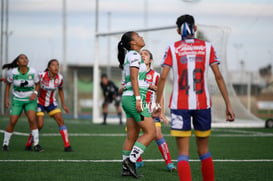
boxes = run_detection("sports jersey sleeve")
[128,52,141,68]
[32,68,40,83]
[155,72,160,86]
[209,45,220,65]
[161,46,173,67]
[38,72,44,81]
[6,69,13,83]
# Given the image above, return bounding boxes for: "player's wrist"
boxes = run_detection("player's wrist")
[135,96,141,101]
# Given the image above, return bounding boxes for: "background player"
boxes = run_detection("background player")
[1,54,43,152]
[25,59,72,152]
[134,49,176,172]
[100,73,122,125]
[153,14,235,181]
[117,31,156,178]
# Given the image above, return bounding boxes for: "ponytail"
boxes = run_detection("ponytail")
[181,22,194,40]
[2,54,26,70]
[117,41,126,70]
[117,31,134,70]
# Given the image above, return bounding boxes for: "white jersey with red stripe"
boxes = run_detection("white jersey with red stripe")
[145,69,159,106]
[38,71,63,106]
[162,38,220,110]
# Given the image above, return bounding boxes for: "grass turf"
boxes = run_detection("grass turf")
[0,116,273,180]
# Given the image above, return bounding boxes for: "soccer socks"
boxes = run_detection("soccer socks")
[59,125,70,148]
[129,141,146,163]
[118,112,122,124]
[122,150,131,161]
[156,138,172,165]
[103,112,107,124]
[136,156,143,162]
[3,131,12,146]
[25,133,33,147]
[177,155,192,181]
[200,152,214,181]
[31,129,39,146]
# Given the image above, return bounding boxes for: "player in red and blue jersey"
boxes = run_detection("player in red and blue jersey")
[153,15,235,181]
[25,59,72,152]
[134,49,176,172]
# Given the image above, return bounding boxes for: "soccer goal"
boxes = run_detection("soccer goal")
[93,24,264,127]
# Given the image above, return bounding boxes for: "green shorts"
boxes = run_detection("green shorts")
[10,97,37,116]
[121,95,151,122]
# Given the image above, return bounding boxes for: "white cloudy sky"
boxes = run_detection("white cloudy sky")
[2,0,273,72]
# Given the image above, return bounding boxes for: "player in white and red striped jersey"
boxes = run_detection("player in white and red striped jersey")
[153,15,235,181]
[38,71,63,107]
[133,49,176,172]
[25,59,73,152]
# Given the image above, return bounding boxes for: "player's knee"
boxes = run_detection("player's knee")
[147,125,156,140]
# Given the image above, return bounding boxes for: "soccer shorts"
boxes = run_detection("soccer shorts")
[170,108,211,137]
[154,117,161,127]
[103,95,121,107]
[121,95,151,122]
[36,103,61,117]
[10,97,37,115]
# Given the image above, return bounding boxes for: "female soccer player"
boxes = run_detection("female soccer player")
[134,49,176,172]
[118,31,156,178]
[1,54,43,152]
[153,14,235,181]
[25,59,72,152]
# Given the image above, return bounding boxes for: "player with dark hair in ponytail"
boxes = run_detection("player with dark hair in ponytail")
[118,31,155,178]
[2,54,43,152]
[153,14,235,181]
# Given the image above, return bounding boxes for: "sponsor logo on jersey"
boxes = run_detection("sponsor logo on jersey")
[146,74,152,80]
[28,75,33,80]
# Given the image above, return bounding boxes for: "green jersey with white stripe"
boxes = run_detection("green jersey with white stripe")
[6,67,39,100]
[122,50,148,97]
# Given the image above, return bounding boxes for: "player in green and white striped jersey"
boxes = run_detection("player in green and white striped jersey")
[1,54,43,152]
[117,31,156,178]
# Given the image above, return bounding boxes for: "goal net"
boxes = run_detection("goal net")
[94,24,264,127]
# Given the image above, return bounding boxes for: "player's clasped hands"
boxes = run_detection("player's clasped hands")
[152,106,161,119]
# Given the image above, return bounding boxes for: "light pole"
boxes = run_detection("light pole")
[93,0,100,123]
[106,11,111,77]
[1,0,5,115]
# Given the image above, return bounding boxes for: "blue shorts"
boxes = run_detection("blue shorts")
[37,103,61,117]
[170,108,211,137]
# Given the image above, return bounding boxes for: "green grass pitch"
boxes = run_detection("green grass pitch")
[0,116,273,181]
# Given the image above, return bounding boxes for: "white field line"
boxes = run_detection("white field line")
[0,159,273,163]
[1,129,273,137]
[215,129,271,135]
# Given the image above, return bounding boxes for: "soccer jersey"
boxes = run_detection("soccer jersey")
[100,80,119,99]
[145,69,160,106]
[38,71,63,106]
[162,38,220,110]
[6,67,39,100]
[122,50,149,97]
